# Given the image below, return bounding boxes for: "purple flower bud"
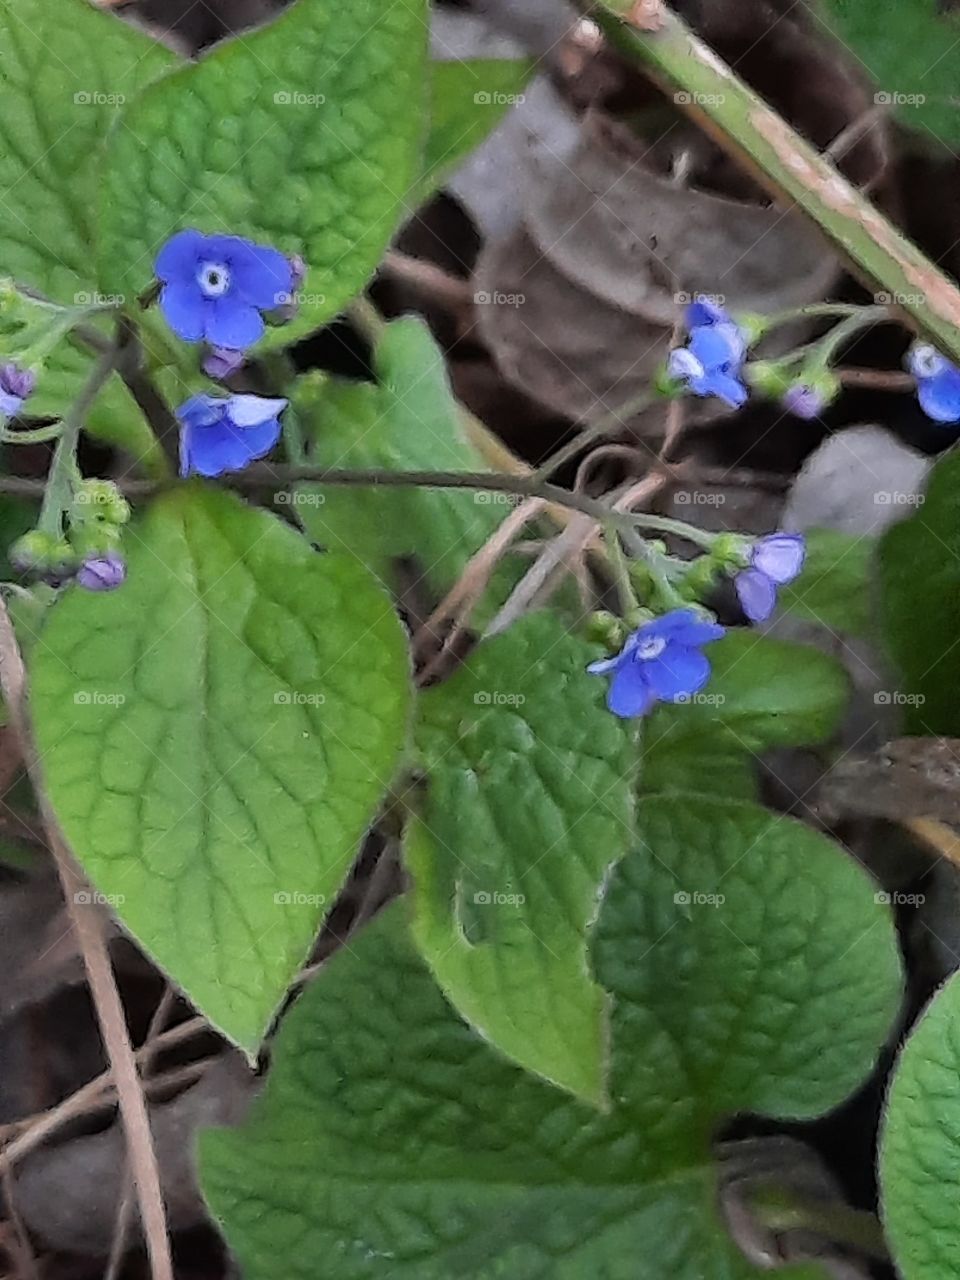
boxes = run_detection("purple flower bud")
[782,384,824,420]
[202,346,245,380]
[76,553,126,592]
[0,363,36,417]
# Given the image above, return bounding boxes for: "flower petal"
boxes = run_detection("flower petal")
[229,414,282,465]
[155,229,206,283]
[227,394,289,427]
[699,370,748,408]
[667,347,704,381]
[587,655,622,676]
[753,533,805,585]
[685,299,728,329]
[181,419,258,477]
[159,281,206,342]
[204,298,265,350]
[606,661,656,718]
[644,609,725,648]
[918,367,960,424]
[735,568,777,622]
[689,322,745,371]
[643,644,711,701]
[211,236,294,309]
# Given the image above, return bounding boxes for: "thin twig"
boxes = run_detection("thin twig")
[0,602,174,1280]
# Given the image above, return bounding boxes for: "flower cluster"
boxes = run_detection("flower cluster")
[667,299,748,408]
[10,480,131,593]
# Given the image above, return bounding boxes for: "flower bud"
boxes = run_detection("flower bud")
[76,553,126,592]
[71,479,130,528]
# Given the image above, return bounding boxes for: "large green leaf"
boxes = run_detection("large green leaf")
[28,484,411,1052]
[296,317,515,607]
[881,973,960,1280]
[98,0,428,350]
[815,0,960,146]
[203,795,902,1279]
[778,528,873,636]
[0,0,174,305]
[879,452,957,733]
[405,611,639,1104]
[647,630,849,754]
[421,59,533,197]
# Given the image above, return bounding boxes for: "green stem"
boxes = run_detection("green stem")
[533,390,656,482]
[590,1,960,364]
[37,351,118,538]
[1,423,63,445]
[602,524,639,614]
[759,302,876,331]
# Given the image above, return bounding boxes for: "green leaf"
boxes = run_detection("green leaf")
[879,452,958,733]
[642,727,757,800]
[99,0,428,349]
[296,318,515,606]
[203,795,902,1279]
[421,60,533,197]
[778,528,873,635]
[28,484,411,1052]
[0,0,174,304]
[405,611,638,1104]
[816,0,960,146]
[881,972,960,1280]
[647,630,849,753]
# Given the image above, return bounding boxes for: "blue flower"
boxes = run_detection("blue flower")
[735,533,805,623]
[177,394,287,478]
[908,343,960,424]
[0,363,36,417]
[667,303,748,408]
[587,609,725,718]
[782,383,824,420]
[155,230,294,350]
[76,552,126,592]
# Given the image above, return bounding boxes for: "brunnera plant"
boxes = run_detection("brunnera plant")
[3,0,960,1276]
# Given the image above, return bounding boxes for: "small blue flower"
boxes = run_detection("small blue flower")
[667,324,748,408]
[908,343,960,424]
[177,394,287,478]
[587,609,725,718]
[76,552,126,592]
[155,230,294,350]
[0,363,36,417]
[735,533,805,623]
[782,383,824,420]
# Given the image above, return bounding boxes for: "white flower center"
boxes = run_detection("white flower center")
[909,343,944,380]
[197,261,231,298]
[636,636,667,661]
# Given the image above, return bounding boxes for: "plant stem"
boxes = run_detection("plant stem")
[1,423,63,445]
[37,350,118,538]
[588,1,960,363]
